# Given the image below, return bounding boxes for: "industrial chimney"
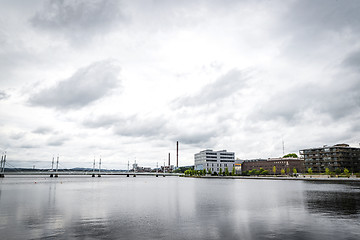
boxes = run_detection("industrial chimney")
[176,141,179,168]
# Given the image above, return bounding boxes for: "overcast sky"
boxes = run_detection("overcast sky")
[1,0,360,169]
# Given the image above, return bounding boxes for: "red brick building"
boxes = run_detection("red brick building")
[241,157,305,174]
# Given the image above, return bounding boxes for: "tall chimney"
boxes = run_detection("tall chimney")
[176,141,179,168]
[168,153,170,167]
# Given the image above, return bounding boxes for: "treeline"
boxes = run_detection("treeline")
[184,167,236,176]
[307,167,356,177]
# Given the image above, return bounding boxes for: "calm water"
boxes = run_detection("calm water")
[0,176,359,240]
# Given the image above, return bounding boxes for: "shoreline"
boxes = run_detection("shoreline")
[182,175,360,182]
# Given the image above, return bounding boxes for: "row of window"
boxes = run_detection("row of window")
[207,163,233,167]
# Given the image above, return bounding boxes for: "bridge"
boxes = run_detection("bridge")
[0,153,184,178]
[2,171,182,177]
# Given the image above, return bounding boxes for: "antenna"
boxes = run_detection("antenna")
[282,139,285,156]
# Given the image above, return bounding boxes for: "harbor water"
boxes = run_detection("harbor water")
[0,176,359,239]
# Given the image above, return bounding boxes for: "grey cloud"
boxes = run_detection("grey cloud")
[114,116,167,138]
[10,132,26,140]
[47,136,68,146]
[172,130,216,146]
[20,144,40,149]
[29,60,120,109]
[285,0,360,33]
[251,76,360,123]
[84,114,167,138]
[31,0,125,42]
[33,127,54,135]
[83,115,120,129]
[84,114,219,146]
[0,90,9,100]
[278,0,360,59]
[173,69,249,107]
[342,50,360,71]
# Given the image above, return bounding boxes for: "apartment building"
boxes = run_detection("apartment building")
[300,143,360,173]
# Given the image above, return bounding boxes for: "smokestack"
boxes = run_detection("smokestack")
[176,141,179,168]
[168,153,170,167]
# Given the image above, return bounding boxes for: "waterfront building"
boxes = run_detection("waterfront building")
[234,160,244,174]
[300,143,360,173]
[194,149,235,174]
[241,157,305,174]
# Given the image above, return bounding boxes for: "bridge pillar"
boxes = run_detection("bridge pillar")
[126,174,129,177]
[50,174,53,177]
[92,174,95,177]
[54,174,58,178]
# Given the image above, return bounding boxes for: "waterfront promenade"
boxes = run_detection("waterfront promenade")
[183,175,360,182]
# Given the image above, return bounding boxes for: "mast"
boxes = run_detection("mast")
[56,155,59,172]
[98,156,102,177]
[55,155,59,177]
[3,153,6,172]
[0,154,3,173]
[92,157,95,177]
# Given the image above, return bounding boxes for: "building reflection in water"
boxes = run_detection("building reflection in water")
[305,182,360,217]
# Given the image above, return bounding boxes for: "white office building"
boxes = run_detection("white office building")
[194,149,235,173]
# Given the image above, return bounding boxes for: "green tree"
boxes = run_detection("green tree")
[344,168,350,176]
[263,170,269,175]
[283,153,298,158]
[207,168,212,175]
[286,168,290,175]
[273,166,276,175]
[325,168,330,175]
[249,169,257,175]
[281,169,285,175]
[293,168,297,175]
[232,167,236,176]
[225,167,229,176]
[219,168,223,176]
[335,168,341,175]
[307,168,313,174]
